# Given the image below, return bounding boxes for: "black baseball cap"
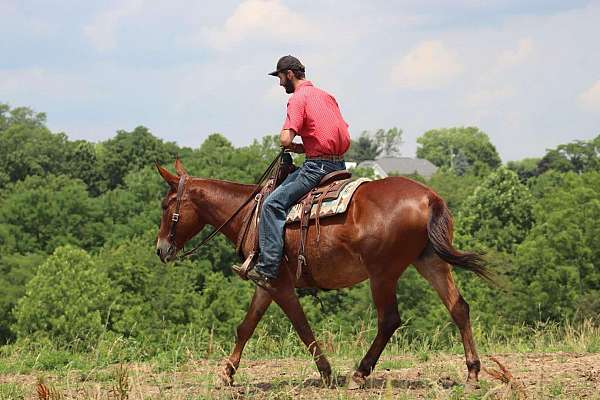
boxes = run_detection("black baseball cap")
[268,55,305,76]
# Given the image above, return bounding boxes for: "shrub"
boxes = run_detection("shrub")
[13,246,114,347]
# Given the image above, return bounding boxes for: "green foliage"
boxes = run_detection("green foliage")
[99,125,180,190]
[0,253,45,343]
[345,131,382,162]
[0,103,46,132]
[416,127,501,174]
[0,123,70,187]
[536,134,600,175]
[193,272,253,338]
[455,167,534,253]
[507,157,540,182]
[426,169,482,212]
[346,127,403,162]
[350,166,377,179]
[513,172,600,322]
[0,175,105,253]
[96,232,203,339]
[13,246,114,346]
[374,127,403,157]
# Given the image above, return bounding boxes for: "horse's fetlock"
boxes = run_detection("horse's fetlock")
[466,359,481,373]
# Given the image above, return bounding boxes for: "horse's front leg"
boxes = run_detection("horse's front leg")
[271,276,333,386]
[219,286,272,385]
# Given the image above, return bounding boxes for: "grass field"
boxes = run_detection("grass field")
[1,320,599,399]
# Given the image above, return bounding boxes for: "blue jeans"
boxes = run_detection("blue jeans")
[256,159,346,278]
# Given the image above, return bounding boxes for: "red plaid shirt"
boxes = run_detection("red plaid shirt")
[282,81,350,157]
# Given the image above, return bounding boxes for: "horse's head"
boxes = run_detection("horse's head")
[155,159,205,263]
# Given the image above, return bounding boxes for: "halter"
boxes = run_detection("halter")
[168,174,188,244]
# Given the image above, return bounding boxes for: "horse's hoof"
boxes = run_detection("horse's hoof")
[217,370,234,387]
[465,379,480,391]
[348,371,366,390]
[217,361,235,387]
[320,372,333,388]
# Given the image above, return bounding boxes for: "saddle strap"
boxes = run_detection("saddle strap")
[314,182,336,243]
[235,192,261,258]
[297,192,310,281]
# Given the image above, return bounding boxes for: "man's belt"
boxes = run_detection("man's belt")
[305,154,345,162]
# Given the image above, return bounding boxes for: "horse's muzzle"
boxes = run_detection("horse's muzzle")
[156,238,177,263]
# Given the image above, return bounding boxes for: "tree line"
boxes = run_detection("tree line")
[1,102,599,349]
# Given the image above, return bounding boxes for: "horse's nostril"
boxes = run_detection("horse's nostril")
[156,248,161,257]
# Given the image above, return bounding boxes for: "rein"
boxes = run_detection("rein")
[171,149,284,259]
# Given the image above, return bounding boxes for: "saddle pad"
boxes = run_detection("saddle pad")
[286,178,371,224]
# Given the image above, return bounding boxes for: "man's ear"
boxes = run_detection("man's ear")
[155,162,178,189]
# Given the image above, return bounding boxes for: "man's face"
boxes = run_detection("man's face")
[278,71,295,94]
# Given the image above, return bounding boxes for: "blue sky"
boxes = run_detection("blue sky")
[1,0,599,161]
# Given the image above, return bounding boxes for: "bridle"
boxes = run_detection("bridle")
[166,149,284,259]
[168,173,189,245]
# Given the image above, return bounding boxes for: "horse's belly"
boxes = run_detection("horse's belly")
[293,239,368,289]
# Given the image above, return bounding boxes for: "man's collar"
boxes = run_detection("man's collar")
[295,80,313,90]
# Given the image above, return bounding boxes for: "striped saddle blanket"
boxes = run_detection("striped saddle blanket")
[285,178,371,224]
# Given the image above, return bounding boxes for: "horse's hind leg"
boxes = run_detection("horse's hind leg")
[271,282,332,385]
[351,273,403,388]
[219,286,272,385]
[414,254,480,384]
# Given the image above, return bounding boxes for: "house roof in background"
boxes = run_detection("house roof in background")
[358,157,438,178]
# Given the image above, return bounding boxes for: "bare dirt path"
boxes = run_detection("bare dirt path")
[1,352,599,399]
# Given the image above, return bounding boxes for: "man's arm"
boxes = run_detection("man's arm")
[280,129,305,153]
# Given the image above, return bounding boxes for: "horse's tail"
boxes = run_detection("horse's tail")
[427,196,494,283]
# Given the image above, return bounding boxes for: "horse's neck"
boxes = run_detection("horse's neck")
[189,178,257,244]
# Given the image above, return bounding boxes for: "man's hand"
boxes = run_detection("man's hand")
[280,129,295,147]
[288,143,304,153]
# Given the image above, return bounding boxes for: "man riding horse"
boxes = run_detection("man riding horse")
[155,55,490,388]
[239,55,351,290]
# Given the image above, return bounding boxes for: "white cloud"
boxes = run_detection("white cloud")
[495,37,534,70]
[390,40,463,90]
[203,0,317,50]
[579,81,600,113]
[83,0,144,52]
[466,86,516,108]
[0,67,93,100]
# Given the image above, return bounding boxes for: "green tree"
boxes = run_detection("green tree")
[374,127,403,157]
[416,127,501,174]
[536,134,600,175]
[99,126,180,190]
[0,238,45,342]
[513,172,600,322]
[455,167,534,253]
[0,175,105,253]
[0,124,70,187]
[65,140,104,195]
[507,158,541,182]
[346,132,382,162]
[13,246,114,346]
[426,170,482,212]
[96,231,204,338]
[0,104,47,132]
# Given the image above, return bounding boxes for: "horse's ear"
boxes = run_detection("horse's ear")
[155,161,178,189]
[174,157,188,176]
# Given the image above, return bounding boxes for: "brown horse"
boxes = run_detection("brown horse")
[155,159,491,388]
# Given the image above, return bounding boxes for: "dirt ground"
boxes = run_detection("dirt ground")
[1,352,599,399]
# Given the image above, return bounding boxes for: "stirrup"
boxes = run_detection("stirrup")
[232,252,257,280]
